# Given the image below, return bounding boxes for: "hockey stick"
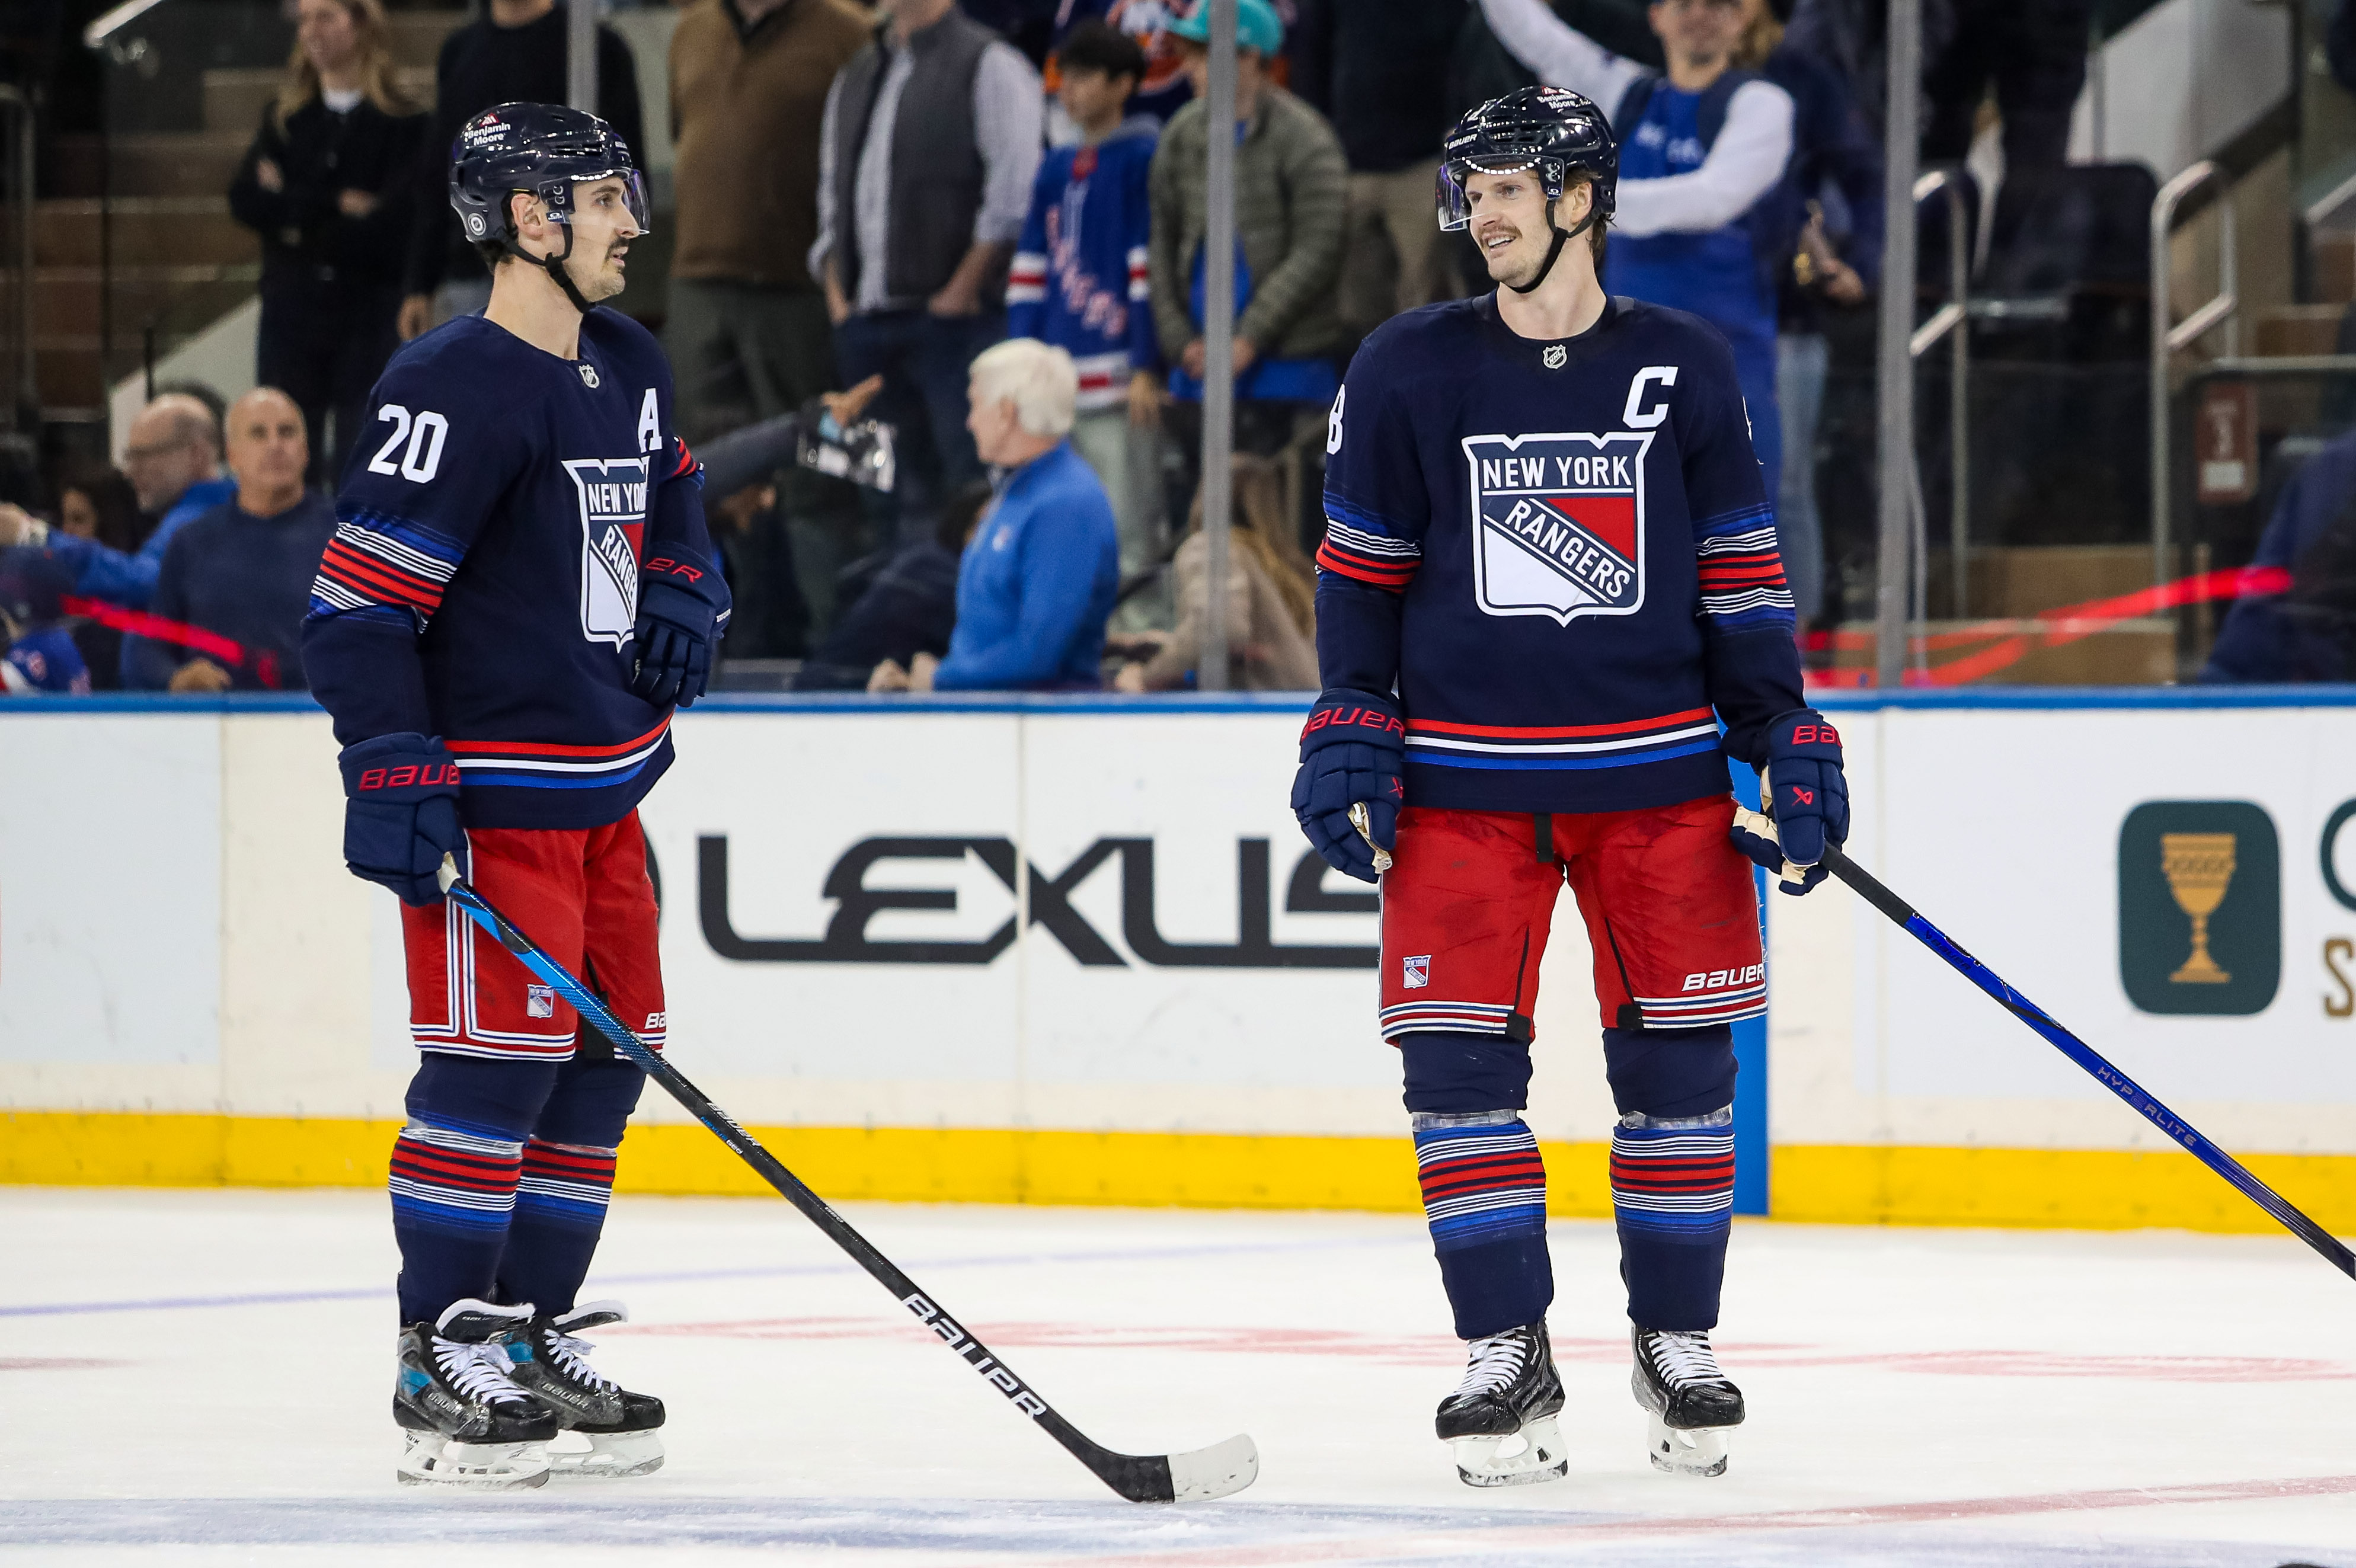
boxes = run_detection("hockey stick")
[433,859,1260,1502]
[1796,834,2355,1282]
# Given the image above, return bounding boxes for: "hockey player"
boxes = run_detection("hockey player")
[301,102,731,1489]
[1292,87,1847,1486]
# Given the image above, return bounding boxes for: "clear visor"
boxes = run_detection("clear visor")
[1435,155,1551,232]
[551,169,652,234]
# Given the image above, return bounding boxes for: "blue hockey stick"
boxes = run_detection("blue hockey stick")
[431,859,1259,1503]
[1810,840,2355,1281]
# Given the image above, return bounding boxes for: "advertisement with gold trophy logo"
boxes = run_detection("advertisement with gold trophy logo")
[2118,802,2281,1016]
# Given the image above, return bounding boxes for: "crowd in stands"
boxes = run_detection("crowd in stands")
[6,0,2133,696]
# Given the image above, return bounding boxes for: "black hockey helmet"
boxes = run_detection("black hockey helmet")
[1437,86,1617,293]
[449,102,647,311]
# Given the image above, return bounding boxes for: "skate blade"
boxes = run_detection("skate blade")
[397,1431,551,1490]
[1644,1410,1730,1478]
[546,1428,665,1480]
[1451,1415,1569,1489]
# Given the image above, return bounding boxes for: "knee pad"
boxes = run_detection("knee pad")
[533,1056,648,1150]
[1399,1033,1535,1115]
[405,1051,561,1143]
[1601,1026,1737,1121]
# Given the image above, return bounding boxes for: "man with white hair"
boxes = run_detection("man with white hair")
[875,338,1119,691]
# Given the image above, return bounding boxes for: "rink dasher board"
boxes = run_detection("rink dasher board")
[5,690,2356,1235]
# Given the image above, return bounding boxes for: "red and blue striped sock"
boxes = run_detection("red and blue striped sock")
[1413,1112,1553,1340]
[389,1121,523,1324]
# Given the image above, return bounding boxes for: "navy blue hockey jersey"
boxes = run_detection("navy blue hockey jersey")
[1316,295,1802,815]
[302,309,729,830]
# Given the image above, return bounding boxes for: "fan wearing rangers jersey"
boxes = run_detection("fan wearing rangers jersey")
[302,103,730,1490]
[1291,87,1849,1487]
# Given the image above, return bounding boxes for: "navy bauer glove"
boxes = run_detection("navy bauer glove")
[1728,708,1849,895]
[338,732,466,905]
[629,551,728,709]
[1291,688,1406,884]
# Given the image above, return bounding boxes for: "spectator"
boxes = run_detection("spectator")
[0,393,235,610]
[2201,432,2356,684]
[797,478,985,689]
[1782,0,1952,152]
[871,340,1118,691]
[1290,0,1469,339]
[228,0,426,486]
[1741,0,1880,631]
[1112,452,1316,691]
[1047,0,1193,133]
[1149,0,1347,526]
[1480,0,1796,500]
[54,465,143,552]
[1008,21,1162,623]
[132,388,338,693]
[0,550,90,696]
[397,0,643,340]
[812,0,1044,536]
[667,0,868,649]
[1920,0,2092,174]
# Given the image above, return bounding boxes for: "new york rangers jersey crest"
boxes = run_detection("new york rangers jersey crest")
[565,457,651,646]
[1460,431,1652,625]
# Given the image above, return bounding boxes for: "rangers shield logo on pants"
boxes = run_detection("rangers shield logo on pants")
[1460,431,1654,625]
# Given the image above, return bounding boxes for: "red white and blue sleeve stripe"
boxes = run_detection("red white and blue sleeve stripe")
[1693,504,1795,633]
[308,508,465,631]
[1316,497,1422,591]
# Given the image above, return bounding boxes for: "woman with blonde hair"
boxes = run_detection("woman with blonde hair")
[228,0,426,482]
[1115,453,1319,691]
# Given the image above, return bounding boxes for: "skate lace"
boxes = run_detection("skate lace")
[543,1330,617,1393]
[1647,1330,1725,1389]
[434,1338,531,1406]
[1451,1331,1530,1400]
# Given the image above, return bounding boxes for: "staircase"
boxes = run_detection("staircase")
[17,9,462,454]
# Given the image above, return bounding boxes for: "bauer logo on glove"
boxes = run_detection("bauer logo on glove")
[1728,708,1849,895]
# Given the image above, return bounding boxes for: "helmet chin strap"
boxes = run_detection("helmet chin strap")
[505,207,595,315]
[1505,194,1599,297]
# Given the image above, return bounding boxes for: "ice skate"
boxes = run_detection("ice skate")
[394,1298,558,1489]
[498,1299,666,1478]
[1435,1321,1568,1487]
[1630,1326,1744,1477]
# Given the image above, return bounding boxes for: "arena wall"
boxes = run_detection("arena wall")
[7,691,2356,1235]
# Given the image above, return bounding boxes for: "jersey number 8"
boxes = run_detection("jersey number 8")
[367,404,450,484]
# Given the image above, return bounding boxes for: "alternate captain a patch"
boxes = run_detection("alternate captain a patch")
[1459,431,1652,625]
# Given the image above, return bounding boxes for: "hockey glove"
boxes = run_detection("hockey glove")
[338,732,466,906]
[628,556,727,709]
[1728,708,1849,895]
[1291,688,1406,884]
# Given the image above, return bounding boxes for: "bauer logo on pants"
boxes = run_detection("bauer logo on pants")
[2118,801,2280,1016]
[1460,431,1653,625]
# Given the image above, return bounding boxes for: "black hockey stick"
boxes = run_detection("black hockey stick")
[1799,835,2355,1282]
[433,859,1259,1502]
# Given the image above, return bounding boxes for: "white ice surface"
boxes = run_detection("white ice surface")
[3,1187,2353,1566]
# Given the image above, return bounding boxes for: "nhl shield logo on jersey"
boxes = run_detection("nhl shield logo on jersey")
[562,457,652,647]
[1460,431,1654,625]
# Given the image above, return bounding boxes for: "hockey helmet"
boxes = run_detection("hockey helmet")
[449,103,646,310]
[1436,85,1617,235]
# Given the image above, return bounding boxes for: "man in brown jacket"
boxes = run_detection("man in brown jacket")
[667,0,868,641]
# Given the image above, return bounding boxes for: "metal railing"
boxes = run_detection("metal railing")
[2151,160,2237,591]
[0,85,32,430]
[1910,168,1970,618]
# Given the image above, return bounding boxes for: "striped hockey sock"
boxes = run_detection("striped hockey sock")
[389,1121,523,1324]
[497,1138,621,1318]
[1610,1109,1736,1330]
[1412,1113,1554,1340]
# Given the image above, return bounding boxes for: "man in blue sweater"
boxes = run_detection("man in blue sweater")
[0,393,237,608]
[875,338,1120,691]
[135,387,338,691]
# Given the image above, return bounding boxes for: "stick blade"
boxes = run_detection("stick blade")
[1166,1433,1258,1502]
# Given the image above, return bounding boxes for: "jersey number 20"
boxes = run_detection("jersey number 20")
[367,404,449,483]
